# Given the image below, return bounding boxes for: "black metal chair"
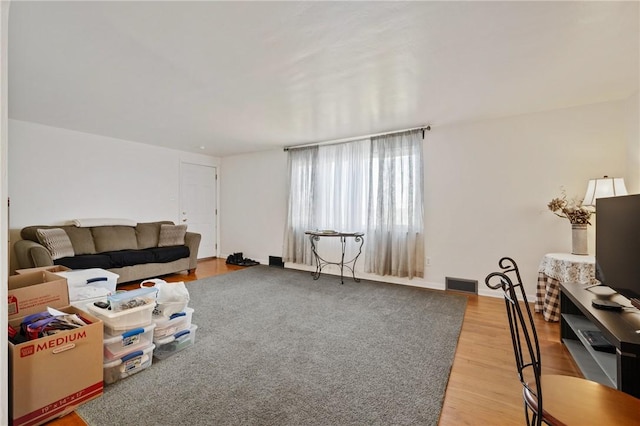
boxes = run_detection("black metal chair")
[485,257,640,426]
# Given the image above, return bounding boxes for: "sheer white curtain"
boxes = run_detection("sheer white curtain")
[284,130,425,278]
[365,130,424,278]
[283,146,318,264]
[314,139,370,232]
[283,140,369,264]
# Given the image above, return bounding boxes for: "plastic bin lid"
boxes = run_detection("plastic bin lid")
[56,268,120,281]
[108,287,157,303]
[103,344,155,368]
[152,306,194,324]
[103,323,156,343]
[88,299,155,319]
[154,324,198,345]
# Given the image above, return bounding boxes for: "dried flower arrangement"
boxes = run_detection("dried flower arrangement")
[548,190,593,225]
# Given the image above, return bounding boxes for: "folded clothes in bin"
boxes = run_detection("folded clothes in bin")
[68,286,112,304]
[103,344,155,385]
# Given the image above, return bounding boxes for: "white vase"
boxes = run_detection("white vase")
[571,223,588,255]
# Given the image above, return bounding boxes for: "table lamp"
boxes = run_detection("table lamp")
[582,176,627,207]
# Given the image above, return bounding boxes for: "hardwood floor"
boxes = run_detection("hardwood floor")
[439,292,580,425]
[47,258,579,426]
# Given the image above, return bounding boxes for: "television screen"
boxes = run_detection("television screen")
[595,194,640,300]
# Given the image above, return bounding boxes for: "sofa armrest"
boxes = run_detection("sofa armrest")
[184,231,201,271]
[13,239,54,269]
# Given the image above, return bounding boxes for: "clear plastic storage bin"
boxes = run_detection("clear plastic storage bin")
[152,307,194,339]
[153,324,198,360]
[108,287,157,312]
[103,344,155,385]
[56,268,119,303]
[103,323,156,362]
[88,301,155,333]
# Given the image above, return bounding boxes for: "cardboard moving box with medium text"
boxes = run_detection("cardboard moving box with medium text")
[8,271,103,426]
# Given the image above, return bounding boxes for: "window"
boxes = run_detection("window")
[284,129,424,278]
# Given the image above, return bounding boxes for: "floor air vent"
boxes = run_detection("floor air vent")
[445,276,478,294]
[269,256,285,268]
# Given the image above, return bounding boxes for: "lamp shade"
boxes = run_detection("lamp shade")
[583,176,628,207]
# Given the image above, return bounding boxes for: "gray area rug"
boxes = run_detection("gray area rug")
[77,266,466,426]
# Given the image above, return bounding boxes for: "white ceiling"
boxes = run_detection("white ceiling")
[8,1,639,157]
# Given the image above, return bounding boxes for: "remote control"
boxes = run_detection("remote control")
[592,299,623,311]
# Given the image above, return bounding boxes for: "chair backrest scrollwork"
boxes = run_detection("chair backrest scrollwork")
[485,257,543,426]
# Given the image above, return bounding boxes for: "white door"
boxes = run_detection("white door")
[180,163,217,258]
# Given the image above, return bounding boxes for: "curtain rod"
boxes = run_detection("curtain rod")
[283,125,431,152]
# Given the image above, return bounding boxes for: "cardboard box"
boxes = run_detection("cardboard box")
[8,271,104,426]
[8,271,70,319]
[14,265,71,275]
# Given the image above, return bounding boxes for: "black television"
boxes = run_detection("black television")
[595,194,640,300]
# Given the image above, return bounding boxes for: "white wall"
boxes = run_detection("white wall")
[220,99,632,297]
[220,149,288,263]
[8,120,220,270]
[1,2,10,424]
[7,95,637,297]
[426,100,628,297]
[625,92,640,194]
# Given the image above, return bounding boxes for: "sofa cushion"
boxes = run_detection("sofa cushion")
[22,225,97,255]
[55,254,113,270]
[22,226,51,242]
[91,226,138,252]
[136,222,161,249]
[36,228,75,260]
[158,224,187,247]
[62,226,97,255]
[106,249,156,268]
[54,247,189,270]
[146,246,190,263]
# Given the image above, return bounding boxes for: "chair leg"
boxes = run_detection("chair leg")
[524,401,541,426]
[530,411,543,426]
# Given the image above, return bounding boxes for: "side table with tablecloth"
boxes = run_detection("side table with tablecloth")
[535,253,598,322]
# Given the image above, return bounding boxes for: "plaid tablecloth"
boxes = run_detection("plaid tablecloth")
[534,253,597,322]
